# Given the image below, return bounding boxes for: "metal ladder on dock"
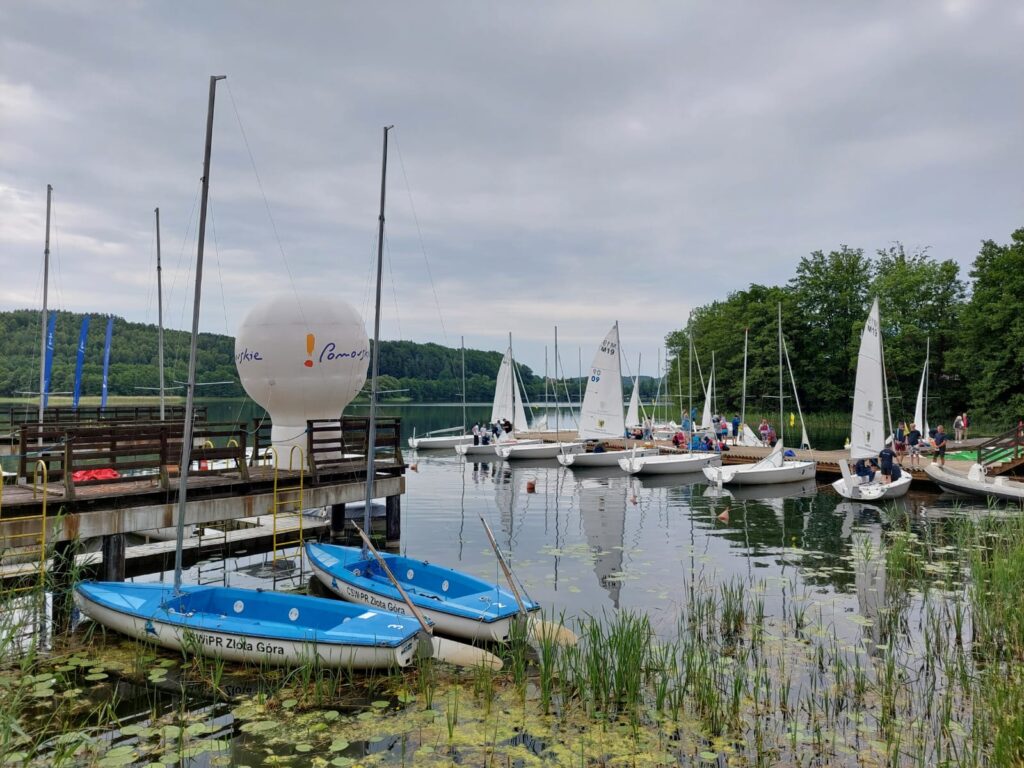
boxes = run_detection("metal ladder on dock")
[270,446,306,589]
[196,525,228,586]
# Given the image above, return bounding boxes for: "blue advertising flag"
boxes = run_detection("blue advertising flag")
[42,312,57,408]
[73,316,91,409]
[101,317,114,410]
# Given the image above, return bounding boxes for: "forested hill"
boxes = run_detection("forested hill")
[665,229,1024,430]
[0,310,646,402]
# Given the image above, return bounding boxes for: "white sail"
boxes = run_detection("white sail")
[913,343,930,437]
[578,324,625,440]
[850,299,884,459]
[699,370,714,431]
[491,347,529,430]
[624,378,640,429]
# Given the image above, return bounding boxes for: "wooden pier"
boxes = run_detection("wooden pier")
[0,416,407,588]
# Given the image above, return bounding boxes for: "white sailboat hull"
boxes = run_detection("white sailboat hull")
[618,452,720,475]
[455,438,540,457]
[409,434,473,450]
[831,474,911,500]
[496,441,584,460]
[924,463,1024,503]
[559,448,657,468]
[703,459,816,486]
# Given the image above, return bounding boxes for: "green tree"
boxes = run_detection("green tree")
[956,230,1024,423]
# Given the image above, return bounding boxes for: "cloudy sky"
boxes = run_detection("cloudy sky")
[2,1,1022,377]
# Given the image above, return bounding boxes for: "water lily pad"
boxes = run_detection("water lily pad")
[160,725,183,740]
[370,699,389,709]
[330,758,354,767]
[295,744,313,753]
[322,710,340,721]
[240,720,278,734]
[282,698,298,709]
[97,745,137,767]
[85,673,109,682]
[699,751,718,761]
[329,739,350,752]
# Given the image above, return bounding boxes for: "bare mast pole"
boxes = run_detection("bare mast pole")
[173,75,225,594]
[155,207,166,421]
[460,336,466,433]
[38,184,52,424]
[741,327,748,427]
[363,125,392,552]
[778,302,784,447]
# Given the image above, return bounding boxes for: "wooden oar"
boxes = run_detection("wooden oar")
[349,522,502,670]
[477,515,578,646]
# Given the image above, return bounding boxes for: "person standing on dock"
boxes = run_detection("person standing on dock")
[907,423,922,468]
[953,413,964,442]
[878,444,895,482]
[894,421,907,465]
[472,423,481,446]
[933,425,948,467]
[731,414,740,442]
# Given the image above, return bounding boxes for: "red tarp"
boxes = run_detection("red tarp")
[71,468,120,482]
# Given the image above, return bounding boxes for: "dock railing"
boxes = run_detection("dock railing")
[977,426,1024,476]
[305,417,404,484]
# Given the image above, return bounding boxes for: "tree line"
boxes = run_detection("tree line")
[664,227,1024,433]
[0,310,662,404]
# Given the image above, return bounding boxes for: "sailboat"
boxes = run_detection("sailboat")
[408,338,473,450]
[74,84,460,671]
[455,337,540,458]
[913,337,930,441]
[702,305,816,486]
[557,323,655,468]
[498,327,583,460]
[833,299,911,500]
[619,331,720,475]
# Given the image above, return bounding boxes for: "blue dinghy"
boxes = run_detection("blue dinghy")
[306,542,539,643]
[74,582,421,669]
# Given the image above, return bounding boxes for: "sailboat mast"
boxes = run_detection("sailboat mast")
[711,350,716,415]
[741,327,748,427]
[38,184,52,424]
[173,75,225,594]
[155,207,165,421]
[778,302,784,447]
[363,125,392,547]
[554,326,559,437]
[880,328,894,442]
[508,331,514,427]
[687,328,693,454]
[924,336,930,432]
[460,336,466,432]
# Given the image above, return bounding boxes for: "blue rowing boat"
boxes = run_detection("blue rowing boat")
[74,582,421,669]
[305,541,539,643]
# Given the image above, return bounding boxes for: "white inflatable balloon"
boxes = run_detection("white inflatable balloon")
[235,295,369,463]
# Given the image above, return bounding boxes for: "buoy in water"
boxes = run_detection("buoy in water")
[526,478,536,493]
[717,506,730,523]
[409,463,419,472]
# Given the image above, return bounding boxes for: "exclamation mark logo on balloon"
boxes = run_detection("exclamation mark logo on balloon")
[305,334,315,368]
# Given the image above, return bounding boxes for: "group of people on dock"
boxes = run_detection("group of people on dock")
[470,420,514,445]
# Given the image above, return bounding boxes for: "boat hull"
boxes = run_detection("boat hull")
[455,439,540,457]
[924,463,1024,502]
[831,474,911,500]
[496,442,583,460]
[74,582,419,669]
[559,448,656,468]
[619,452,720,475]
[409,434,473,450]
[306,543,539,644]
[703,459,817,486]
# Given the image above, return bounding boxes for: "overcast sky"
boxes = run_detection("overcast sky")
[2,1,1022,378]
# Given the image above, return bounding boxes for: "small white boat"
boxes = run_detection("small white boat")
[704,478,817,501]
[833,299,911,501]
[75,582,420,669]
[560,446,657,468]
[619,450,720,475]
[497,441,583,460]
[702,442,816,486]
[408,430,473,450]
[556,323,645,469]
[455,437,540,457]
[925,462,1024,503]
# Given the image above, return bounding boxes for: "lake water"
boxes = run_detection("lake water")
[6,401,1008,766]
